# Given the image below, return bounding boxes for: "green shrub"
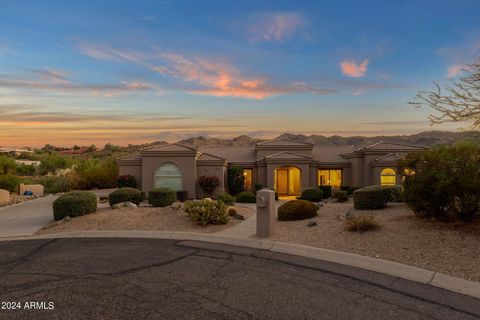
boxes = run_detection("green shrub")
[198,176,220,196]
[184,199,228,225]
[217,193,235,205]
[278,200,318,221]
[235,191,256,203]
[345,214,380,232]
[39,153,72,175]
[382,185,403,202]
[34,175,78,194]
[149,188,176,207]
[75,158,118,190]
[228,208,237,216]
[52,191,97,221]
[340,186,358,195]
[334,190,349,203]
[176,190,189,202]
[0,174,20,193]
[254,184,263,194]
[400,142,480,221]
[319,185,332,198]
[16,164,36,176]
[227,167,245,196]
[0,155,16,174]
[116,175,137,188]
[109,187,142,206]
[298,188,323,202]
[353,185,388,210]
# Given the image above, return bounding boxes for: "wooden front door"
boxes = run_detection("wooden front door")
[276,169,289,195]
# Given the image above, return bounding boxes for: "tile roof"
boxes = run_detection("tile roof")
[312,146,354,162]
[142,143,196,152]
[116,154,142,161]
[198,147,256,163]
[256,138,313,146]
[197,152,226,161]
[264,151,311,160]
[355,141,427,152]
[374,152,408,162]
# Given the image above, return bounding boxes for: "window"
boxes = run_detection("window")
[380,168,396,186]
[318,169,342,188]
[155,163,182,190]
[243,169,253,191]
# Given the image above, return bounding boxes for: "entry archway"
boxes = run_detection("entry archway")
[274,166,301,197]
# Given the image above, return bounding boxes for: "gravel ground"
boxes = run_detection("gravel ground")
[270,199,480,282]
[37,205,254,235]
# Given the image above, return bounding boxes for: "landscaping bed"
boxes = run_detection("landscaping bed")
[37,204,254,235]
[269,199,480,282]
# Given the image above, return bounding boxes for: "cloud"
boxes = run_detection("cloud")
[77,42,147,64]
[446,64,464,77]
[238,11,307,43]
[340,59,369,78]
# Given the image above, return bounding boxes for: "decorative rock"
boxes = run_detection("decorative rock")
[64,216,71,222]
[345,211,356,220]
[307,221,317,227]
[317,202,325,207]
[171,202,182,210]
[124,202,138,209]
[233,213,245,220]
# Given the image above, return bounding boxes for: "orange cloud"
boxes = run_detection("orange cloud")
[340,59,369,78]
[446,64,464,77]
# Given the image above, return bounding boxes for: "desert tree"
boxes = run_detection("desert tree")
[411,59,480,129]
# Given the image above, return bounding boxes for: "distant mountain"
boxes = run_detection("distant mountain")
[178,131,480,148]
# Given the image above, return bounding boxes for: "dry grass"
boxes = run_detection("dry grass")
[37,205,254,235]
[270,199,480,282]
[344,213,380,232]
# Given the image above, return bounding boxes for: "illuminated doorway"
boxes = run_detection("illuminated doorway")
[275,166,301,197]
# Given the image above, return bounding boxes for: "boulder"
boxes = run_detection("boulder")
[233,213,245,220]
[171,202,182,211]
[0,189,9,205]
[307,221,317,227]
[112,201,138,209]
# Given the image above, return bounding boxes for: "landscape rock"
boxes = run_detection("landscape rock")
[307,221,317,227]
[233,213,245,220]
[64,216,71,222]
[171,202,182,210]
[317,202,325,207]
[112,201,137,209]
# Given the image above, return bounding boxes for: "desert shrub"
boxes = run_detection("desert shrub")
[298,188,323,202]
[116,175,137,188]
[109,187,142,206]
[345,214,380,232]
[236,191,256,203]
[0,155,16,174]
[198,176,220,196]
[16,164,36,176]
[0,174,19,193]
[340,186,358,195]
[353,185,388,210]
[176,190,189,202]
[254,184,263,194]
[75,158,118,190]
[39,153,72,175]
[149,188,176,207]
[399,142,480,221]
[227,167,245,196]
[278,200,318,221]
[32,174,79,194]
[382,185,403,202]
[334,190,349,203]
[228,208,237,216]
[184,199,228,225]
[217,193,235,205]
[319,185,332,199]
[52,191,97,221]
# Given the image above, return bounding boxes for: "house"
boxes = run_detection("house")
[116,139,427,199]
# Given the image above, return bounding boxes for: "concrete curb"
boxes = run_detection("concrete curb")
[1,230,479,300]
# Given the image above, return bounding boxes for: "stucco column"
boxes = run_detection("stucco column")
[256,189,276,238]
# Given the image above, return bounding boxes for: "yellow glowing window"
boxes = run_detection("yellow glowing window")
[318,169,342,188]
[381,168,396,186]
[243,169,253,191]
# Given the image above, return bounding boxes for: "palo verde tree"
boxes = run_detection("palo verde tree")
[411,59,480,128]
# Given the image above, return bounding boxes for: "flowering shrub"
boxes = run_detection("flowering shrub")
[184,199,228,226]
[116,174,137,188]
[198,176,220,196]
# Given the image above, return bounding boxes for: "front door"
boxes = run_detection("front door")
[276,169,289,196]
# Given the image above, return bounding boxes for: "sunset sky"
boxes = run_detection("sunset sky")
[1,0,479,147]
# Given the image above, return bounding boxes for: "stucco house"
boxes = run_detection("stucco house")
[117,139,427,199]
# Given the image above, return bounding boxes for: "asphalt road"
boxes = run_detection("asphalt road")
[0,238,478,320]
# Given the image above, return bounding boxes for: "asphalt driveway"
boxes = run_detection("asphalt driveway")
[0,238,478,320]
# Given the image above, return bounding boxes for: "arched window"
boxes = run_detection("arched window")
[155,163,182,190]
[380,168,396,186]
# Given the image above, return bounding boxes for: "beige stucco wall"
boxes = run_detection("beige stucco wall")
[256,165,267,187]
[18,184,44,196]
[309,166,317,188]
[256,149,311,160]
[0,189,9,204]
[118,165,142,188]
[141,155,197,198]
[196,164,226,198]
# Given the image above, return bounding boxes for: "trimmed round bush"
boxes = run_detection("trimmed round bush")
[278,200,318,221]
[382,185,403,202]
[228,208,237,216]
[353,185,388,210]
[109,187,142,206]
[298,188,323,202]
[116,175,137,188]
[149,188,176,207]
[235,191,256,203]
[53,191,97,221]
[319,185,332,199]
[334,190,349,203]
[176,190,189,202]
[217,193,235,205]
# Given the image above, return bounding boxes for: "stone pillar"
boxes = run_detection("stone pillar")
[256,189,276,238]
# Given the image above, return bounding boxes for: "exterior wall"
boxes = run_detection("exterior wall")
[196,164,226,198]
[309,166,317,188]
[257,165,267,187]
[349,157,365,188]
[141,155,197,198]
[256,149,311,159]
[341,167,351,187]
[118,165,142,188]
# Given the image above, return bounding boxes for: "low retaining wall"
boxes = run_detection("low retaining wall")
[0,189,9,204]
[18,184,44,196]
